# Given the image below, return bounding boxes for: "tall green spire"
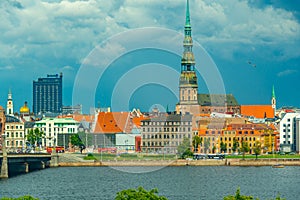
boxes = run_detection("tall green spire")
[272,85,276,99]
[181,0,195,71]
[185,0,191,27]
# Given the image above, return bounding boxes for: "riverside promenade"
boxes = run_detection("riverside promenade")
[58,153,300,167]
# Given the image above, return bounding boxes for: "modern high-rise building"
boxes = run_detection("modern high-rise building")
[33,73,63,114]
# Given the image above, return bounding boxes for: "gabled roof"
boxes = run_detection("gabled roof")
[132,115,149,128]
[142,113,192,122]
[227,123,271,131]
[198,94,239,106]
[93,112,132,134]
[241,105,274,119]
[71,114,95,123]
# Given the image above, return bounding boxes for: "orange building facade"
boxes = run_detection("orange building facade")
[195,122,278,154]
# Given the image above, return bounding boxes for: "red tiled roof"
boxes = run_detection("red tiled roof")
[241,105,274,118]
[93,112,131,134]
[132,115,149,127]
[72,114,95,123]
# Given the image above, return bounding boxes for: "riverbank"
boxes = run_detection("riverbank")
[58,157,300,167]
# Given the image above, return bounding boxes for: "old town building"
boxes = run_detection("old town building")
[141,113,192,154]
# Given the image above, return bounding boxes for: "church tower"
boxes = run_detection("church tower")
[6,89,14,116]
[271,85,276,115]
[178,0,198,113]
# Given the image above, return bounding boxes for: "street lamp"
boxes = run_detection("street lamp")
[125,139,128,153]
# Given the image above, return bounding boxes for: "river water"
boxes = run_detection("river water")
[0,166,299,200]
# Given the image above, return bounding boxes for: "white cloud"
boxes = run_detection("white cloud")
[0,65,15,70]
[277,69,298,77]
[0,0,299,67]
[62,65,74,71]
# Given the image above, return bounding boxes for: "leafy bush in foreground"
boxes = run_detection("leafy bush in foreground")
[115,186,168,200]
[224,188,286,200]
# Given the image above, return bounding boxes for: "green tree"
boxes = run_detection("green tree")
[203,138,210,154]
[26,128,44,150]
[220,141,227,153]
[224,188,258,200]
[192,135,202,153]
[115,186,168,200]
[78,132,93,147]
[177,137,192,159]
[223,188,286,200]
[71,134,84,147]
[232,138,239,153]
[241,141,250,160]
[253,141,262,160]
[212,145,216,153]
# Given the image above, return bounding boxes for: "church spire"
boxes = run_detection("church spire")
[272,85,276,99]
[178,0,198,108]
[271,85,276,113]
[6,88,14,116]
[185,0,191,27]
[181,0,195,72]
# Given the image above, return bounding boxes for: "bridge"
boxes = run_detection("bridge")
[0,153,57,178]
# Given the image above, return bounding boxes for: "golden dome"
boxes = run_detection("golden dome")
[20,102,30,113]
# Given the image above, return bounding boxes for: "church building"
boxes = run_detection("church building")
[176,0,240,116]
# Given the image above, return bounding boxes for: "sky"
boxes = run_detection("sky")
[0,0,299,114]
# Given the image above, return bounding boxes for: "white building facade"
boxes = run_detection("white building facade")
[279,112,300,152]
[116,134,136,152]
[34,118,79,148]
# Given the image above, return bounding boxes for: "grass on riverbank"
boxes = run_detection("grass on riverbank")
[226,154,300,159]
[83,153,177,161]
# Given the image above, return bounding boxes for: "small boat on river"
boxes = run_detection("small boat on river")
[272,164,284,168]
